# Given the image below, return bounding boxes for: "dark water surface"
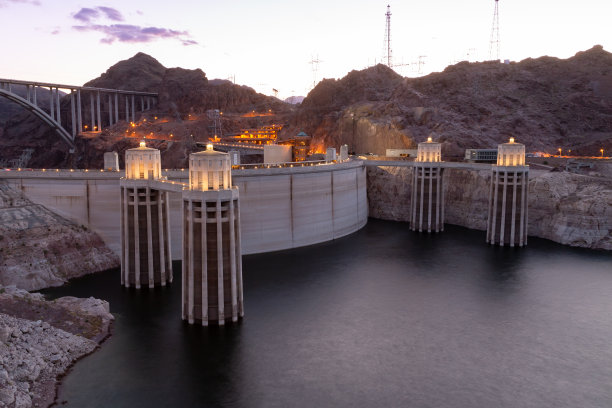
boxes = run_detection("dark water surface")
[44,220,612,408]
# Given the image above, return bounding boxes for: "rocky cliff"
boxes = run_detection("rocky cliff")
[0,285,113,408]
[287,45,612,157]
[0,182,119,291]
[367,166,612,250]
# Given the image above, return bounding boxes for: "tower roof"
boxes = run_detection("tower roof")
[191,144,228,157]
[127,141,158,152]
[500,137,524,147]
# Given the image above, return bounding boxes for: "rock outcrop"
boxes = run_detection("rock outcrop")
[0,182,119,291]
[367,166,612,250]
[287,45,612,158]
[0,285,113,408]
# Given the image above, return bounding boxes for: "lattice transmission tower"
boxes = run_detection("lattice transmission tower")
[383,5,392,67]
[309,56,322,89]
[488,0,500,61]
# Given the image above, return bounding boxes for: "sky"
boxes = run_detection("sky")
[0,0,610,100]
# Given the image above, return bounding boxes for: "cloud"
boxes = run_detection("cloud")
[73,6,123,23]
[70,6,196,46]
[73,24,198,46]
[73,7,99,22]
[0,0,40,6]
[98,6,123,21]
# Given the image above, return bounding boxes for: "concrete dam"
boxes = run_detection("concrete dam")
[0,161,368,259]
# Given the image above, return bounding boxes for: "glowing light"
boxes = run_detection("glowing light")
[140,140,146,148]
[509,137,515,144]
[206,143,214,151]
[427,136,433,142]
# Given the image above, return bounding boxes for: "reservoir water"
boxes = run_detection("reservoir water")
[44,220,612,407]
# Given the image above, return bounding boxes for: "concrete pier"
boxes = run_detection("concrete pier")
[120,142,173,288]
[486,138,529,247]
[182,145,243,326]
[411,137,444,232]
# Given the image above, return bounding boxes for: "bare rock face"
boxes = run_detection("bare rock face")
[83,52,166,92]
[528,172,612,249]
[366,166,412,221]
[444,168,492,231]
[367,166,612,250]
[0,182,119,291]
[0,285,113,408]
[157,67,287,116]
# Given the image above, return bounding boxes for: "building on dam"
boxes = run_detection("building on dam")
[410,136,444,233]
[120,141,173,288]
[182,144,244,326]
[486,137,529,247]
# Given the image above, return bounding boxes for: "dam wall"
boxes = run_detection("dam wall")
[0,161,368,258]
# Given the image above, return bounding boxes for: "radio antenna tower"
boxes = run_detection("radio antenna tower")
[383,5,392,67]
[488,0,500,61]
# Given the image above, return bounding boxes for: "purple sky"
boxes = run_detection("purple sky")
[1,0,610,98]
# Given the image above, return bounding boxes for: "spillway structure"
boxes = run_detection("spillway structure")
[410,136,444,232]
[486,137,529,247]
[182,144,244,326]
[120,141,173,288]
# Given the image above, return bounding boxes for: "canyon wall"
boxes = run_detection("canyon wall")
[367,165,612,250]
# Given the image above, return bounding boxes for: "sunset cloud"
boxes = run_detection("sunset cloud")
[73,6,123,23]
[71,6,197,46]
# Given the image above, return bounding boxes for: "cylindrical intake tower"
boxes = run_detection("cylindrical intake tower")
[411,137,444,233]
[486,137,529,247]
[120,141,173,288]
[182,144,243,326]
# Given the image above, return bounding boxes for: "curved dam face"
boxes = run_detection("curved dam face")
[0,161,368,258]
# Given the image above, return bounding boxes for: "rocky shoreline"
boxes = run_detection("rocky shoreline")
[367,166,612,251]
[0,182,120,291]
[0,285,113,408]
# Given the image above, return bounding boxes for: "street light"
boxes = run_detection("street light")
[558,148,562,157]
[601,148,604,158]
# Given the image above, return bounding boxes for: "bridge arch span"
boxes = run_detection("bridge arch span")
[0,88,75,150]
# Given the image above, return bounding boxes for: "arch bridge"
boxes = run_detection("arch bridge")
[0,78,158,151]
